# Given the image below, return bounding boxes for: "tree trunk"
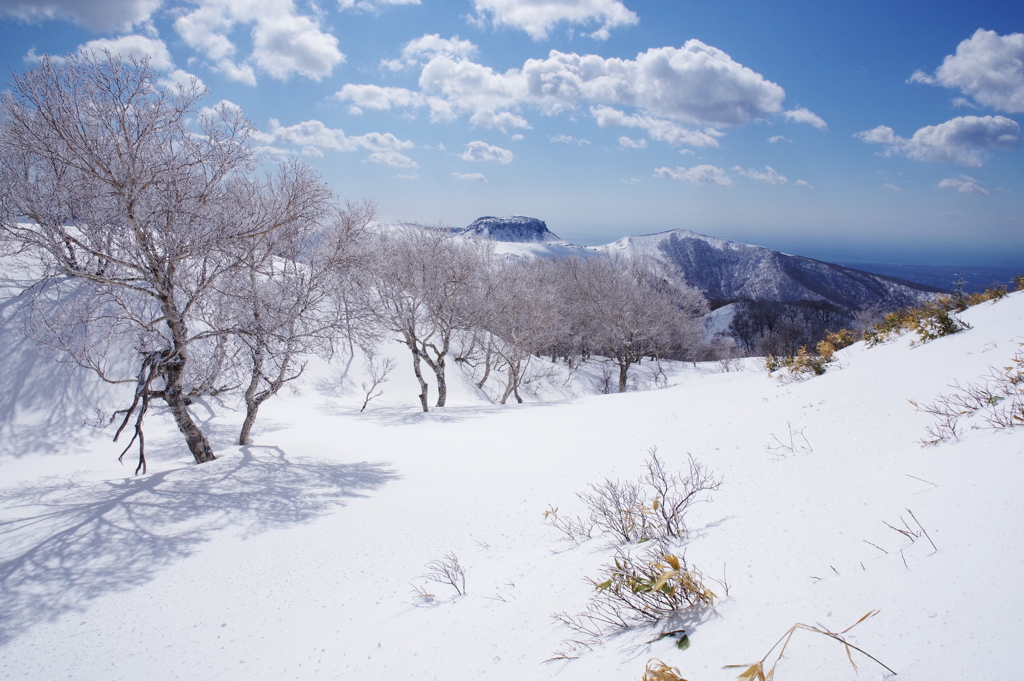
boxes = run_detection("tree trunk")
[476,340,493,389]
[435,354,447,407]
[163,357,216,463]
[500,363,515,405]
[409,346,429,412]
[238,347,263,446]
[617,360,630,393]
[239,407,258,446]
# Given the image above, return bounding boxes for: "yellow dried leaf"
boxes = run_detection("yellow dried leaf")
[651,569,679,592]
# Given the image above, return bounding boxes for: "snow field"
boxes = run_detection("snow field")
[1,293,1022,680]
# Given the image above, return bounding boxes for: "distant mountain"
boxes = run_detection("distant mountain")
[457,219,943,313]
[455,216,563,243]
[599,229,944,311]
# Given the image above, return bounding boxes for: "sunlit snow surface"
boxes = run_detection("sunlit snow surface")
[1,292,1023,680]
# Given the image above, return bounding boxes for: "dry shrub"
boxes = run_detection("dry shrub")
[725,610,896,680]
[642,658,689,681]
[545,448,721,545]
[863,285,1011,348]
[555,544,715,640]
[764,328,859,380]
[912,341,1024,444]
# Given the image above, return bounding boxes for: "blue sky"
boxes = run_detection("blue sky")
[1,0,1022,265]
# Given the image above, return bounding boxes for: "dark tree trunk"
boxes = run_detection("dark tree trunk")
[163,357,216,463]
[617,360,630,393]
[409,346,429,412]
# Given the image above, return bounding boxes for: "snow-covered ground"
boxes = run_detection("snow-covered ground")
[1,293,1022,680]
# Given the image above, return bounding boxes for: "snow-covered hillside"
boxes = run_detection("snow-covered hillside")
[1,292,1022,680]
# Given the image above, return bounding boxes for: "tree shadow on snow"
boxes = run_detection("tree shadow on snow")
[0,445,398,644]
[0,293,127,459]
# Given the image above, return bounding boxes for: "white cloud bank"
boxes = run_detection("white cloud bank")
[856,115,1019,167]
[654,164,732,186]
[938,175,989,195]
[451,172,488,181]
[336,36,788,144]
[782,107,827,130]
[248,117,415,166]
[460,141,514,163]
[732,165,787,185]
[0,0,158,32]
[910,29,1024,113]
[468,0,639,41]
[174,0,344,85]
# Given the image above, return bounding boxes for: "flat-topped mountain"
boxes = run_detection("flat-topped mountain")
[455,216,563,243]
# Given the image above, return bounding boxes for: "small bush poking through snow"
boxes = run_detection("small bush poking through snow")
[765,328,859,379]
[912,341,1024,444]
[642,657,690,681]
[545,448,721,545]
[548,450,721,659]
[864,286,1010,348]
[553,543,715,650]
[724,610,896,680]
[422,552,466,597]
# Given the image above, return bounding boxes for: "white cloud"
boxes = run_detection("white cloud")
[335,39,786,136]
[881,183,902,192]
[397,173,419,179]
[855,115,1019,166]
[160,68,206,92]
[732,165,787,185]
[460,140,514,163]
[77,34,174,71]
[794,179,812,189]
[469,0,638,41]
[550,134,590,145]
[782,107,827,130]
[382,34,477,70]
[174,0,344,84]
[591,106,720,147]
[617,136,646,149]
[366,150,418,168]
[938,175,989,195]
[911,29,1024,113]
[654,164,733,186]
[511,134,525,141]
[340,0,421,10]
[952,96,979,109]
[451,172,488,181]
[250,118,414,158]
[767,135,791,143]
[334,84,427,112]
[0,0,159,32]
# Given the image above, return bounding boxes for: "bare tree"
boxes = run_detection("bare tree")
[0,51,334,470]
[562,255,707,392]
[368,227,490,411]
[477,257,562,404]
[221,202,375,445]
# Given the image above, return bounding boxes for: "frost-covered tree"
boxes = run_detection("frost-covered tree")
[563,254,708,392]
[0,51,334,470]
[477,257,562,403]
[220,201,375,445]
[368,227,491,411]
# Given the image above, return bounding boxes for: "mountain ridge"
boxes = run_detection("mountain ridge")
[462,217,944,312]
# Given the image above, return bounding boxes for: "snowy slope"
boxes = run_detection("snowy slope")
[595,229,942,310]
[1,293,1023,680]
